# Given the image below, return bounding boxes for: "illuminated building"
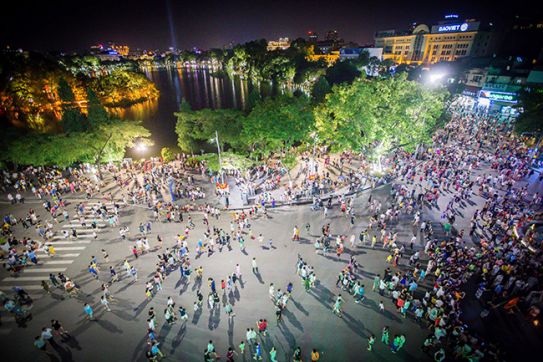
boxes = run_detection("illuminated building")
[90,42,129,61]
[305,45,339,65]
[340,47,383,61]
[374,15,496,65]
[110,43,129,57]
[267,38,291,51]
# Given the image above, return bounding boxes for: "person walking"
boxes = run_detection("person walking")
[252,258,258,273]
[226,347,235,362]
[34,336,46,351]
[381,326,390,345]
[333,294,344,317]
[253,342,263,360]
[83,303,95,320]
[269,346,278,362]
[367,334,375,351]
[51,319,68,337]
[224,302,235,318]
[100,296,111,312]
[41,280,51,294]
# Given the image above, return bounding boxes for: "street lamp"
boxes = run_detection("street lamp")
[210,130,224,184]
[428,72,446,83]
[135,142,148,152]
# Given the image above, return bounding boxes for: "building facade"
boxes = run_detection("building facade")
[339,47,383,61]
[267,38,290,51]
[375,16,496,65]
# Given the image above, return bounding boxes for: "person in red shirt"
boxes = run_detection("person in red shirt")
[226,347,235,362]
[256,319,267,336]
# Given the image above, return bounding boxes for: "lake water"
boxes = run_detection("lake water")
[110,67,284,157]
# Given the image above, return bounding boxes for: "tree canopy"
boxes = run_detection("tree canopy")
[242,95,314,156]
[315,73,447,153]
[175,100,245,153]
[2,119,150,167]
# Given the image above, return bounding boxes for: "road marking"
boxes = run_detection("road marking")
[46,247,86,251]
[36,253,80,258]
[23,268,67,273]
[42,260,74,265]
[52,235,95,240]
[56,228,101,233]
[49,240,92,245]
[3,276,56,281]
[62,224,106,228]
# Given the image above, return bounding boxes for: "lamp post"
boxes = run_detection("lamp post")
[309,132,318,176]
[213,130,224,184]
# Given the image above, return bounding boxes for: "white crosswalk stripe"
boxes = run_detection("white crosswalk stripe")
[23,268,67,273]
[46,246,86,251]
[62,224,106,228]
[37,253,80,258]
[52,235,95,241]
[56,228,100,234]
[0,200,126,303]
[42,260,74,265]
[48,240,92,245]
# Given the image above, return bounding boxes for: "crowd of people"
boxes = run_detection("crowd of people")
[1,96,542,361]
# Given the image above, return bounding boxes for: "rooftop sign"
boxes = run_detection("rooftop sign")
[431,21,479,33]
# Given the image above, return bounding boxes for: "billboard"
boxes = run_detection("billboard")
[431,21,479,33]
[478,90,518,104]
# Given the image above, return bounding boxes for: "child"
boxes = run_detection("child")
[379,301,385,313]
[367,334,375,351]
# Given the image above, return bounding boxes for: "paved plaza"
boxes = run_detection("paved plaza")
[0,176,438,362]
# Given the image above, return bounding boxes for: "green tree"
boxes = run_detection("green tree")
[311,76,331,103]
[325,60,361,86]
[2,120,150,167]
[315,73,446,153]
[86,87,109,127]
[175,100,245,153]
[247,88,262,110]
[58,78,87,132]
[242,95,314,156]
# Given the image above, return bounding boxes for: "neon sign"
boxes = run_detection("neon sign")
[437,23,469,32]
[479,91,518,104]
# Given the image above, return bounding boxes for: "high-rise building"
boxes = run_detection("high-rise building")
[307,31,319,42]
[374,15,497,65]
[498,15,543,63]
[325,30,339,42]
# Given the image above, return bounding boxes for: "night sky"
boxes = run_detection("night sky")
[1,0,537,52]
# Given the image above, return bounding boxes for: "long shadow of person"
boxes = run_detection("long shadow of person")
[170,323,186,354]
[191,308,202,325]
[254,272,265,285]
[227,316,234,346]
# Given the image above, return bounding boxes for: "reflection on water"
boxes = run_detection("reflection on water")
[113,67,285,156]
